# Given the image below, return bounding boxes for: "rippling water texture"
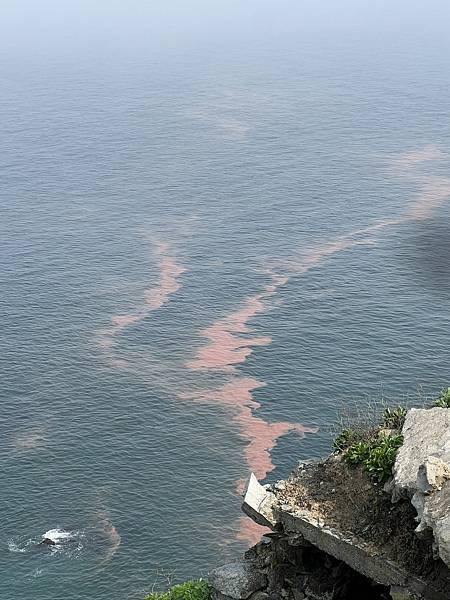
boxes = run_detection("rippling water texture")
[2,17,450,600]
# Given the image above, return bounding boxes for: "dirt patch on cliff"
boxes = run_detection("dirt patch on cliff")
[276,456,445,581]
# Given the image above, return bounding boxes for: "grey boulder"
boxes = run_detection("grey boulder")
[209,561,267,600]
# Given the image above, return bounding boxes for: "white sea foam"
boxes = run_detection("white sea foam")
[42,528,86,556]
[8,540,27,553]
[43,528,73,543]
[8,536,37,553]
[8,528,86,558]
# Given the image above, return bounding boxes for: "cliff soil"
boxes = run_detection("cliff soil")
[276,456,449,586]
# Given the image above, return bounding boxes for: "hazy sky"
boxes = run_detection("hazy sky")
[1,0,449,61]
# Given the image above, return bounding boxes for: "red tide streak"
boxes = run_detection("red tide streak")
[183,148,450,545]
[235,517,271,546]
[187,294,270,372]
[111,314,141,327]
[144,256,186,311]
[97,242,186,352]
[406,176,450,220]
[182,271,315,545]
[391,144,446,171]
[237,409,316,481]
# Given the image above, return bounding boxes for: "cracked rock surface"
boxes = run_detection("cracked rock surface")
[392,408,450,568]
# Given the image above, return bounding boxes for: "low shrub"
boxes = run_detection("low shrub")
[363,435,404,483]
[332,428,361,452]
[382,406,407,430]
[145,580,211,600]
[434,387,450,408]
[344,434,403,484]
[344,441,372,465]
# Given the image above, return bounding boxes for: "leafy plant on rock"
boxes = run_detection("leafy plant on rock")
[344,434,404,484]
[382,406,407,430]
[434,387,450,408]
[363,435,404,483]
[333,428,361,452]
[145,580,211,600]
[344,441,373,465]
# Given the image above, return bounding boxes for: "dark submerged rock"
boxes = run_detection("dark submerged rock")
[39,537,56,546]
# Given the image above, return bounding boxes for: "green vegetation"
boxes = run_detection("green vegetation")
[345,441,372,465]
[145,580,211,600]
[344,434,404,483]
[333,403,406,484]
[332,428,361,452]
[434,387,450,408]
[382,406,407,430]
[333,386,450,483]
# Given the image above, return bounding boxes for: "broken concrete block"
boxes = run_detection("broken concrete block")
[242,473,279,529]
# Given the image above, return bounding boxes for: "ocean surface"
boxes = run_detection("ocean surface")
[2,28,450,600]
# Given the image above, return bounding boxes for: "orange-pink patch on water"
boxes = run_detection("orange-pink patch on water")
[183,147,450,546]
[182,269,316,544]
[111,314,141,328]
[181,377,265,408]
[187,328,271,372]
[406,176,450,220]
[186,297,270,372]
[236,517,271,546]
[391,144,446,171]
[96,512,122,565]
[144,256,186,311]
[187,274,289,373]
[181,370,315,482]
[288,168,450,280]
[237,407,317,481]
[97,241,186,361]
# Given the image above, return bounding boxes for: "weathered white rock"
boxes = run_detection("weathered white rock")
[208,561,267,600]
[417,456,450,494]
[242,473,279,528]
[392,408,450,499]
[392,408,450,569]
[415,480,450,560]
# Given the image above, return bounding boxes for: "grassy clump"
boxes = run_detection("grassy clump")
[382,406,407,430]
[344,434,404,483]
[333,387,450,483]
[145,580,211,600]
[332,428,362,452]
[333,402,406,484]
[434,387,450,408]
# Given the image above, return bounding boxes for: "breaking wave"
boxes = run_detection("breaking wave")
[8,528,86,557]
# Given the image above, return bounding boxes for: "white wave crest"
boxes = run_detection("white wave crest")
[8,540,27,553]
[42,528,73,543]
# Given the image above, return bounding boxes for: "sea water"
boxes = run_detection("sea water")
[1,13,450,600]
